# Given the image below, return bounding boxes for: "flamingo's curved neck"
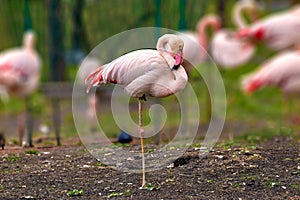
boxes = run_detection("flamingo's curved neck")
[232,1,258,28]
[168,66,188,93]
[196,15,221,52]
[23,32,35,51]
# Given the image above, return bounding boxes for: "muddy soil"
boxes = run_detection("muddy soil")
[0,136,299,199]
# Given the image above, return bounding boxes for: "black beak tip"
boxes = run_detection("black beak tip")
[172,64,180,71]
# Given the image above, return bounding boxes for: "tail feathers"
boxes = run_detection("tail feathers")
[85,66,104,93]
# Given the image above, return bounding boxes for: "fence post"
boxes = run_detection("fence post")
[23,0,35,147]
[48,0,66,146]
[178,0,187,30]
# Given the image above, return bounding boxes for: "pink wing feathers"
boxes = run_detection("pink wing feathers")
[86,50,175,96]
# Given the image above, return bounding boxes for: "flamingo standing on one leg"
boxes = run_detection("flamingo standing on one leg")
[0,31,41,147]
[85,34,188,187]
[237,5,300,51]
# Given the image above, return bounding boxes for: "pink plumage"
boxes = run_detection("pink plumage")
[179,0,258,69]
[211,30,255,67]
[0,31,40,98]
[179,15,220,69]
[86,34,188,99]
[85,34,188,187]
[180,0,258,71]
[211,0,259,68]
[0,31,41,147]
[237,5,300,50]
[242,50,300,94]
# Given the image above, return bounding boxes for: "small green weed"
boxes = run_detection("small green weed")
[24,150,39,155]
[110,143,130,148]
[3,154,22,162]
[142,183,160,191]
[94,162,106,167]
[206,179,213,183]
[67,189,84,197]
[107,192,121,198]
[124,189,131,197]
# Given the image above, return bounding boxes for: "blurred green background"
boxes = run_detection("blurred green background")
[0,0,298,145]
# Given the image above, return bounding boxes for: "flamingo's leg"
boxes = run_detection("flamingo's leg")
[138,98,146,187]
[18,113,25,147]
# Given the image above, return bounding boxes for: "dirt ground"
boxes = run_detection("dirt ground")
[0,136,299,200]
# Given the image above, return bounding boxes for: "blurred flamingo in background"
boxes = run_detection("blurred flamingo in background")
[180,0,259,69]
[241,50,300,128]
[85,34,188,187]
[237,5,300,51]
[242,50,300,94]
[0,31,41,147]
[78,57,100,133]
[179,15,220,70]
[210,0,260,68]
[232,0,260,29]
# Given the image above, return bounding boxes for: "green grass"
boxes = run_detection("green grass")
[24,149,39,155]
[217,127,293,149]
[93,162,106,167]
[0,168,22,174]
[3,154,22,162]
[107,192,122,198]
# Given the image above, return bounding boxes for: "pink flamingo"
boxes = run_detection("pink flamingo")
[210,0,260,68]
[237,5,300,51]
[0,31,41,146]
[78,57,100,132]
[85,34,188,187]
[242,50,300,94]
[180,0,259,69]
[241,50,300,132]
[179,15,220,70]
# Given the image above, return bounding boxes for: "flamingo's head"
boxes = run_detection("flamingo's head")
[157,34,184,70]
[168,35,184,70]
[236,27,265,41]
[172,47,183,70]
[242,78,263,94]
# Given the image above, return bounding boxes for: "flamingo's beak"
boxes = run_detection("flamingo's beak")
[235,28,251,38]
[172,48,183,70]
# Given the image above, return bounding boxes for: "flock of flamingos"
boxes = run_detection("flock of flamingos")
[0,0,300,185]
